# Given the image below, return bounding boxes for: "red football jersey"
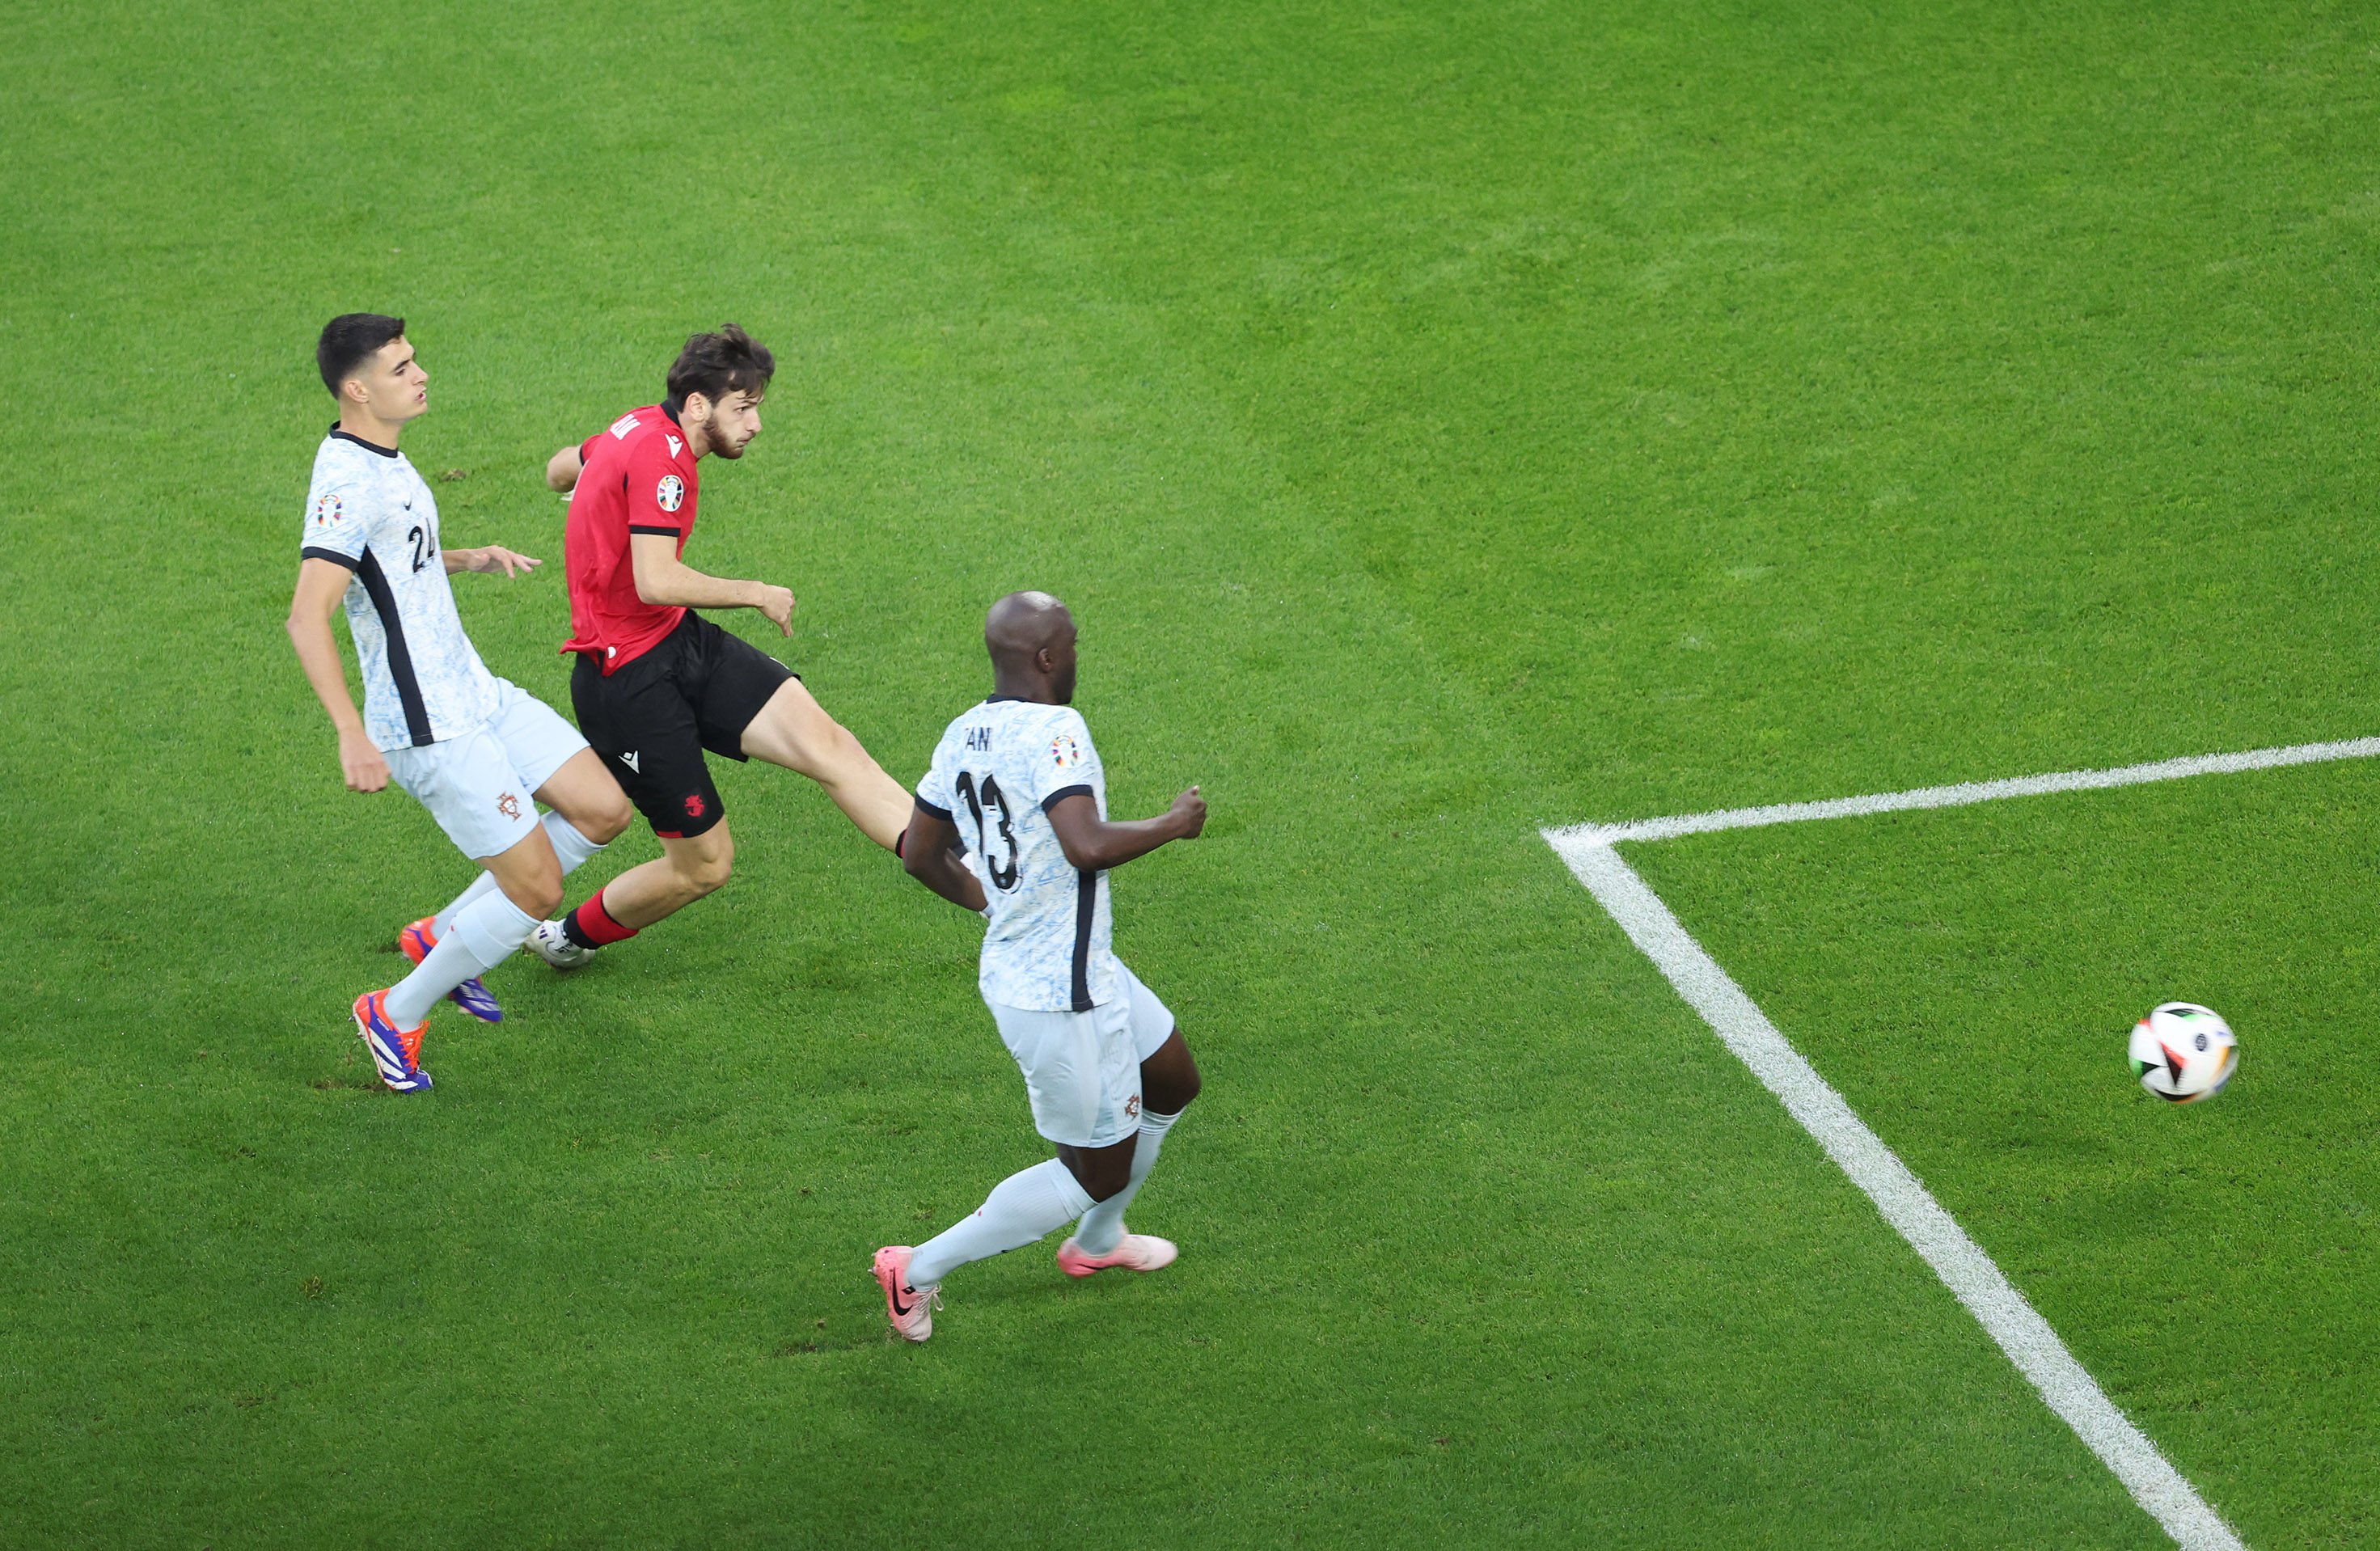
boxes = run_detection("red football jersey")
[561,405,702,672]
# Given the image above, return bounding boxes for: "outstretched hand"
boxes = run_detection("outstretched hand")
[464,546,542,577]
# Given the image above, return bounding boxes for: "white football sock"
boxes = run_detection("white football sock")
[385,890,539,1028]
[430,873,500,938]
[431,814,605,935]
[907,1158,1095,1287]
[1072,1109,1180,1256]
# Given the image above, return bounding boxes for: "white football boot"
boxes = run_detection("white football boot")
[523,917,595,970]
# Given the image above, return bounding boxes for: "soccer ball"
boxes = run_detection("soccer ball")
[2128,1002,2238,1104]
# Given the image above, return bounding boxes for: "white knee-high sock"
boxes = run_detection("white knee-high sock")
[386,891,541,1027]
[1072,1109,1181,1256]
[907,1159,1095,1287]
[430,873,501,938]
[432,814,606,935]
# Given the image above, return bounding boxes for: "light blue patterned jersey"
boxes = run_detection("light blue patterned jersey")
[918,697,1116,1012]
[301,430,501,752]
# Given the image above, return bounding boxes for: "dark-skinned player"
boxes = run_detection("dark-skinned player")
[873,591,1207,1342]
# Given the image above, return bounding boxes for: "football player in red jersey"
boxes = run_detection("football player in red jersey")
[525,324,912,968]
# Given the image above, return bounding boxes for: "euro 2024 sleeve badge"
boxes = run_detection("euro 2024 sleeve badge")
[1050,733,1083,770]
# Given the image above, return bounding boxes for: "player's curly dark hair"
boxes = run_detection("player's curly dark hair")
[317,313,406,396]
[664,323,775,415]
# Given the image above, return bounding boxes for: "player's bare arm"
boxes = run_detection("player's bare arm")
[1046,786,1206,872]
[628,531,795,635]
[902,803,990,911]
[545,444,582,493]
[286,556,391,792]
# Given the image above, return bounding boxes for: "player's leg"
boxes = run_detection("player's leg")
[674,619,905,848]
[385,825,562,1029]
[533,656,728,966]
[876,1139,1123,1343]
[733,678,911,852]
[364,731,561,1091]
[1064,963,1198,1273]
[877,1003,1146,1338]
[408,695,632,1008]
[562,822,734,937]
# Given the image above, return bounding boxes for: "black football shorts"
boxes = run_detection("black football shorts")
[570,611,796,839]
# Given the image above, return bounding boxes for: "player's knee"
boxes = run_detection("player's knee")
[677,842,733,895]
[585,792,633,844]
[501,868,565,919]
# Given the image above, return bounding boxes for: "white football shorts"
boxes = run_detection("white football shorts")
[988,957,1177,1147]
[385,678,589,861]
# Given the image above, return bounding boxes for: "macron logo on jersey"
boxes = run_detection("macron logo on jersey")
[666,435,683,459]
[609,412,641,439]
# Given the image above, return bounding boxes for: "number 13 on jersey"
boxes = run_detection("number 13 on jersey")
[954,770,1021,891]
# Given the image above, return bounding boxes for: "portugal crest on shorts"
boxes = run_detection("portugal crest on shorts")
[497,792,522,820]
[655,475,685,513]
[1050,733,1082,769]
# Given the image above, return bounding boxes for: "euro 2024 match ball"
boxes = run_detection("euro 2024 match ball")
[2128,1002,2238,1104]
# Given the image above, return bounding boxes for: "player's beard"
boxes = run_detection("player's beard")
[704,409,749,459]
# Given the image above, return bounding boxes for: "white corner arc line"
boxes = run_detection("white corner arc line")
[1550,839,2247,1550]
[1547,736,2380,847]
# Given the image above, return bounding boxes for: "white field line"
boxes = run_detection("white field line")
[1528,738,2380,1550]
[1546,736,2380,847]
[1549,840,2248,1550]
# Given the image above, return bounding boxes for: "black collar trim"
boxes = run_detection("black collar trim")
[329,425,399,459]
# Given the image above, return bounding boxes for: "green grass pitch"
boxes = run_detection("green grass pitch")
[2,0,2374,1545]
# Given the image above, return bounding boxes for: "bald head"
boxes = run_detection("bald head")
[985,590,1079,704]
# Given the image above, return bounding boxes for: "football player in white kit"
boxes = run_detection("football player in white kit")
[873,591,1207,1342]
[286,315,632,1092]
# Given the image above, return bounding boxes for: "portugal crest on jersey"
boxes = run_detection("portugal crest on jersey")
[656,475,685,513]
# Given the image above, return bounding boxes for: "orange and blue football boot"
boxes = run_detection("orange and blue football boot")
[352,989,433,1093]
[399,916,503,1023]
